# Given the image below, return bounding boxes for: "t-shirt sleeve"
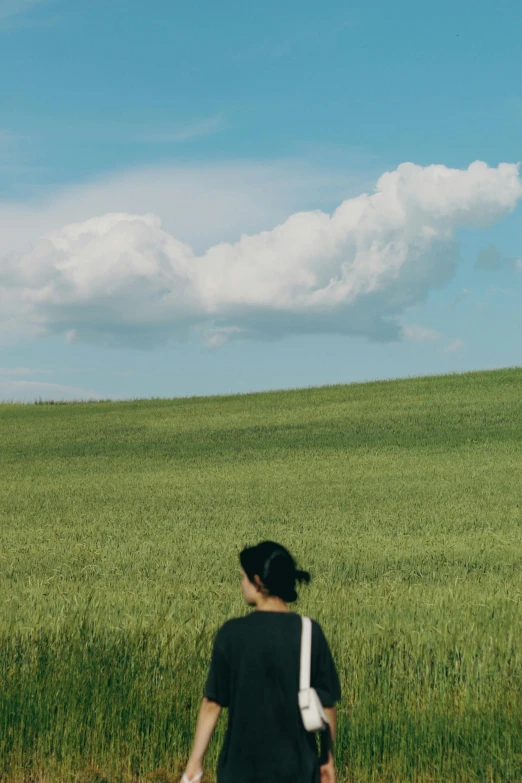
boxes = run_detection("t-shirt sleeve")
[311,621,341,708]
[203,627,231,707]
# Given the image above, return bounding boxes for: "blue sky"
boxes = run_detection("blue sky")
[0,0,521,401]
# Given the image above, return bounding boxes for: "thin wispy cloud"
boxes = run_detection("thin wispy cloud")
[402,324,442,343]
[0,129,38,179]
[0,366,51,376]
[475,244,522,273]
[0,129,16,159]
[231,38,294,63]
[446,288,471,311]
[0,0,47,25]
[443,339,466,355]
[0,367,100,376]
[60,367,97,374]
[504,96,522,122]
[231,14,351,64]
[135,115,224,144]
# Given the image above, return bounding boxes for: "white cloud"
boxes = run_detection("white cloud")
[1,160,521,349]
[0,379,102,402]
[0,285,44,345]
[0,158,372,346]
[443,338,466,354]
[0,159,354,257]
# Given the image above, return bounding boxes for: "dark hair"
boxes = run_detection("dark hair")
[239,541,311,603]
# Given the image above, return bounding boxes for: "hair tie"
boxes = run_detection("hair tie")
[263,549,289,581]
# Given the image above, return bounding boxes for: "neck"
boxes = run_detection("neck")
[255,594,290,612]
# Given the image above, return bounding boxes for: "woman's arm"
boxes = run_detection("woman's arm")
[320,708,337,783]
[324,706,336,743]
[182,698,222,780]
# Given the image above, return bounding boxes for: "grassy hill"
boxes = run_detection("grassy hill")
[1,368,521,782]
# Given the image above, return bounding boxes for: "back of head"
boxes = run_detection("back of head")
[240,540,311,603]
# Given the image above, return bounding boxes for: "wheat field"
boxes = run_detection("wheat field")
[1,368,521,782]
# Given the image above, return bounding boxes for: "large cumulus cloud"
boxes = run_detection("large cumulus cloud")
[2,160,521,347]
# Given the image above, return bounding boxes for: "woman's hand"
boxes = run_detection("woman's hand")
[181,698,222,783]
[180,763,203,783]
[320,751,335,783]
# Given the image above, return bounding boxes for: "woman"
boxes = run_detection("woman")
[180,541,341,783]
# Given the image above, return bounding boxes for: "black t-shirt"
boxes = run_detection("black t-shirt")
[204,611,341,783]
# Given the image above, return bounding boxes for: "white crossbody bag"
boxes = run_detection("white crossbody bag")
[298,616,329,732]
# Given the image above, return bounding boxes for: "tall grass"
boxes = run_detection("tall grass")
[1,368,521,781]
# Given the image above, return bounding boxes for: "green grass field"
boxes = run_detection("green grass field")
[1,368,521,783]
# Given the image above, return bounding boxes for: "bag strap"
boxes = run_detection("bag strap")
[300,616,312,691]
